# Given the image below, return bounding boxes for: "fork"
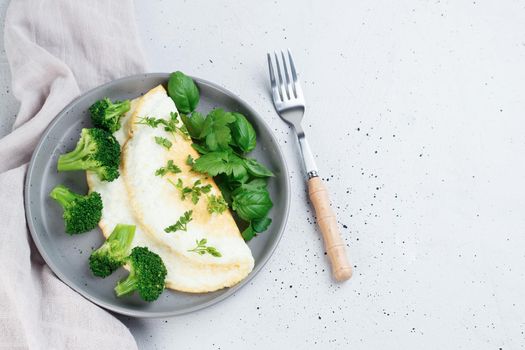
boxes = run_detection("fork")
[267,49,352,281]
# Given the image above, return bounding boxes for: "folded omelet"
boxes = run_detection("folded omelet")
[88,86,254,293]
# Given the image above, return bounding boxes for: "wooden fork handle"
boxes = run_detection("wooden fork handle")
[308,176,352,281]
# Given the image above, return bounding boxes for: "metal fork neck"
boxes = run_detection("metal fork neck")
[294,123,305,138]
[294,126,319,179]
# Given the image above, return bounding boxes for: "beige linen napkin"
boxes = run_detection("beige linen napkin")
[0,0,146,348]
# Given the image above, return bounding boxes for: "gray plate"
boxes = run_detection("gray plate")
[25,73,290,317]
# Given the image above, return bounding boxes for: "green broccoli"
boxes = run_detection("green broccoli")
[114,246,167,302]
[57,128,120,182]
[89,98,130,133]
[89,224,136,278]
[49,185,103,234]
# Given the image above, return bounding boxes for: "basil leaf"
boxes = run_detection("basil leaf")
[251,217,272,233]
[229,113,256,153]
[181,112,205,139]
[168,71,199,114]
[243,158,274,177]
[244,178,268,189]
[241,217,272,242]
[241,226,256,241]
[232,186,273,221]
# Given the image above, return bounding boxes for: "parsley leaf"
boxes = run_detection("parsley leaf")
[230,155,248,183]
[154,136,172,150]
[169,178,192,198]
[136,116,164,128]
[192,150,246,179]
[164,210,193,233]
[155,160,181,177]
[190,180,212,204]
[161,112,189,138]
[137,113,188,139]
[199,109,236,151]
[188,238,222,257]
[207,194,228,214]
[191,143,209,154]
[192,151,230,176]
[168,178,211,204]
[205,126,230,151]
[163,112,179,132]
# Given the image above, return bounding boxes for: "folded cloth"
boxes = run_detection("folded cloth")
[0,0,146,348]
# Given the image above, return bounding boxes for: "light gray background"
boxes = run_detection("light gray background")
[2,1,525,349]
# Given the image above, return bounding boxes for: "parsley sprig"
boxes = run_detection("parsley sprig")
[136,113,189,139]
[164,210,193,233]
[166,112,190,139]
[155,160,181,177]
[168,178,212,204]
[207,194,228,214]
[136,116,164,128]
[188,238,221,257]
[154,136,172,150]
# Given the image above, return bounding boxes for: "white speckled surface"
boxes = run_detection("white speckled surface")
[0,0,19,138]
[3,1,525,348]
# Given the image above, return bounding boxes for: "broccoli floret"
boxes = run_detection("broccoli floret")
[57,128,120,182]
[114,246,167,302]
[49,185,103,234]
[89,224,136,278]
[89,98,130,133]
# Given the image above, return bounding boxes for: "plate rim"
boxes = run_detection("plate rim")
[24,72,290,318]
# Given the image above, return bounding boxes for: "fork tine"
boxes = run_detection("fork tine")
[273,51,285,101]
[283,50,297,97]
[267,53,281,102]
[287,49,302,98]
[280,50,292,99]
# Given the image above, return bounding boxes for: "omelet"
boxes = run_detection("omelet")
[88,86,254,293]
[122,85,254,293]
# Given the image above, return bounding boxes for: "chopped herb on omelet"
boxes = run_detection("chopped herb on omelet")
[155,160,181,177]
[207,194,228,214]
[154,136,172,150]
[188,238,221,257]
[167,178,211,204]
[164,210,193,233]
